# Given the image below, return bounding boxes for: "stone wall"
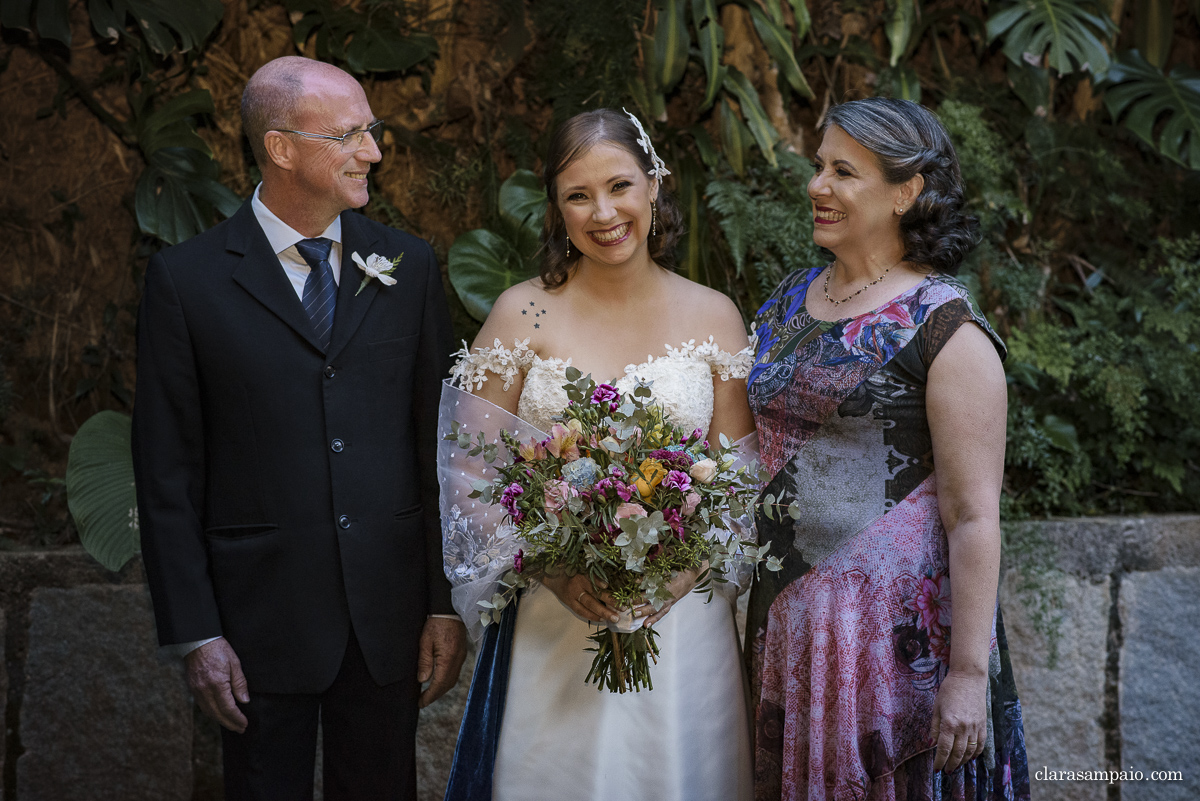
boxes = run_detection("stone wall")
[1,517,1197,800]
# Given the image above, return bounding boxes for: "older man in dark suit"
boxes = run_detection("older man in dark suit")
[132,56,466,800]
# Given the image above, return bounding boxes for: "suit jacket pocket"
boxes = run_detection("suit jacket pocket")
[204,523,278,540]
[369,334,419,362]
[393,504,422,520]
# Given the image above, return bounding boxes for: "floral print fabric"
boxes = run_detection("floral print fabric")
[746,266,1029,801]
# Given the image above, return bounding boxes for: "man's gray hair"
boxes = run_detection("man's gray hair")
[241,68,306,169]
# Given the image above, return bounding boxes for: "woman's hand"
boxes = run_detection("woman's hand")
[929,670,988,773]
[540,570,621,624]
[634,565,703,627]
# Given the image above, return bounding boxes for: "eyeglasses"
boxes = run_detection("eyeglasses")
[273,120,385,153]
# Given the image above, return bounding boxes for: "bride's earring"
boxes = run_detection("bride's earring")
[651,202,658,237]
[566,236,571,258]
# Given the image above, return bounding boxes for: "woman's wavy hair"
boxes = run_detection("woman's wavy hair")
[539,109,684,288]
[823,97,979,275]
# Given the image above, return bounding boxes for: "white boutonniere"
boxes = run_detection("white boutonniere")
[351,251,402,296]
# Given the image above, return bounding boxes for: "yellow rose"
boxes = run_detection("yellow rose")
[635,457,667,499]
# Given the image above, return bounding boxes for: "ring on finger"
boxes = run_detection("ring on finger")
[577,591,588,604]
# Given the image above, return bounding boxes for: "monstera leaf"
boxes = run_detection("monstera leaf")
[1,0,72,45]
[987,0,1116,76]
[1104,50,1200,170]
[287,0,438,75]
[136,147,241,246]
[448,170,547,322]
[66,411,139,572]
[86,0,224,54]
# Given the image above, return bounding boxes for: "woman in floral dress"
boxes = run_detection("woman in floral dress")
[745,98,1029,800]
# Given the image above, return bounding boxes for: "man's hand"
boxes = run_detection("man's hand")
[185,638,250,733]
[417,617,467,708]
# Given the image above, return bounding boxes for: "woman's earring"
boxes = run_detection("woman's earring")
[651,202,658,237]
[897,207,905,215]
[566,236,571,258]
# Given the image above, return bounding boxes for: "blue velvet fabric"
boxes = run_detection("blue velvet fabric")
[443,599,519,801]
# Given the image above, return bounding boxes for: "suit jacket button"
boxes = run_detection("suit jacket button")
[338,515,351,529]
[324,365,336,378]
[331,438,344,452]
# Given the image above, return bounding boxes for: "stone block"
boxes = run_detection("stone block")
[1001,570,1109,801]
[16,584,192,801]
[1119,567,1200,801]
[1024,515,1200,581]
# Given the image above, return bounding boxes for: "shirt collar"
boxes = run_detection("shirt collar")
[251,183,343,255]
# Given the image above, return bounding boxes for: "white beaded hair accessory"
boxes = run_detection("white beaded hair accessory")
[622,107,671,180]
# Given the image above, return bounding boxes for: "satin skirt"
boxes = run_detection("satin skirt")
[492,582,753,801]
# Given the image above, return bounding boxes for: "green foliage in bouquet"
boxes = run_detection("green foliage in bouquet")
[447,367,785,693]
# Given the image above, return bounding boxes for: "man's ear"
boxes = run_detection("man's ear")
[263,131,294,171]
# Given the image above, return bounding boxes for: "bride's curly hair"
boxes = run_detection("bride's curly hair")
[823,98,979,275]
[539,109,684,289]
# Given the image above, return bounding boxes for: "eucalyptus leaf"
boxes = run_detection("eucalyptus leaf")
[66,411,138,572]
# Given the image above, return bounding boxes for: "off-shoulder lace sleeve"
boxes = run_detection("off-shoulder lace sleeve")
[676,335,757,381]
[449,338,536,393]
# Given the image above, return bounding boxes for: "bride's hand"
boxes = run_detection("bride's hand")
[635,565,703,627]
[540,570,621,624]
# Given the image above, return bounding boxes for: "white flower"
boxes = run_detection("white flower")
[351,251,402,295]
[689,458,719,484]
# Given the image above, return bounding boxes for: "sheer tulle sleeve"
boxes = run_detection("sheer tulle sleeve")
[682,334,757,381]
[438,379,547,642]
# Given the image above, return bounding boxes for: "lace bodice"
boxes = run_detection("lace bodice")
[451,337,754,434]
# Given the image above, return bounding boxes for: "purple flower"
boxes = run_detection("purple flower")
[650,447,694,470]
[591,383,620,408]
[514,549,524,574]
[500,482,524,522]
[662,470,692,492]
[663,508,685,539]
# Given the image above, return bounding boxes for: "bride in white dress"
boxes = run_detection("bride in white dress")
[442,109,754,801]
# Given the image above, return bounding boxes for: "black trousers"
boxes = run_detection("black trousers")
[221,629,420,801]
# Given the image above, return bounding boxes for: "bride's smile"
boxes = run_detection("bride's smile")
[557,142,658,267]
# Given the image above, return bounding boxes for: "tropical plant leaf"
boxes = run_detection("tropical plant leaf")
[987,0,1116,76]
[498,169,548,258]
[285,0,438,75]
[886,0,917,67]
[448,229,539,322]
[1103,50,1200,170]
[86,0,224,55]
[722,68,780,167]
[66,411,139,572]
[1,0,72,45]
[654,0,689,94]
[789,0,811,39]
[136,147,241,245]
[136,89,215,156]
[691,0,726,110]
[1133,0,1173,70]
[718,97,752,176]
[748,5,813,99]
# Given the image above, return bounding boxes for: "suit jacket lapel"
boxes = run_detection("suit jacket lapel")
[228,200,326,353]
[326,211,383,363]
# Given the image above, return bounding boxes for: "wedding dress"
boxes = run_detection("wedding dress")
[444,337,755,801]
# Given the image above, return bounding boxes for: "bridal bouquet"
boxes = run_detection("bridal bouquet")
[446,367,785,693]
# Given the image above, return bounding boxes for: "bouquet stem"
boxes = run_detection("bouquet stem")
[586,625,660,693]
[611,631,627,693]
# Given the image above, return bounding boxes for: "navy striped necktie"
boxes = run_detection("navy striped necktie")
[295,237,337,349]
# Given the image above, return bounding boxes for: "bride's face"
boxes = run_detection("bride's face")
[555,142,659,267]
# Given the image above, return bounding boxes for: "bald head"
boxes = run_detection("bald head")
[241,57,357,170]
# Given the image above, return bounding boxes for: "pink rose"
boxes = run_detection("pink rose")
[543,479,576,514]
[614,502,648,521]
[681,491,701,517]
